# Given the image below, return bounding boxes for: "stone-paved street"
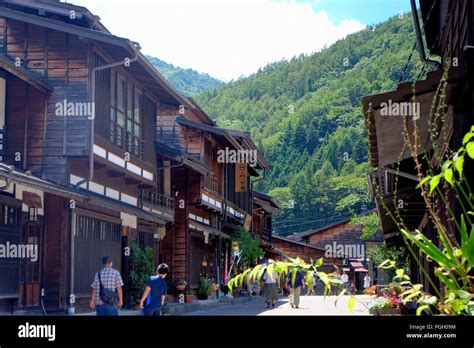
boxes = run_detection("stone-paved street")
[184,295,373,316]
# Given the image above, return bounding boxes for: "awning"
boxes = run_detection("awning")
[0,165,170,224]
[354,268,368,273]
[343,268,351,272]
[189,220,231,239]
[350,261,364,268]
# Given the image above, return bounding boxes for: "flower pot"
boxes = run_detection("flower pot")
[376,308,401,316]
[185,295,194,303]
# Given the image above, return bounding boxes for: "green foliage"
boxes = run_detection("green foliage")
[232,227,265,267]
[227,257,362,311]
[377,124,474,316]
[196,14,423,234]
[197,276,212,298]
[147,55,222,96]
[351,212,381,239]
[128,242,155,305]
[368,245,407,269]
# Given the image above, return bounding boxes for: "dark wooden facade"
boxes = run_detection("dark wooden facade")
[0,0,277,311]
[157,100,271,291]
[0,0,180,313]
[363,0,473,293]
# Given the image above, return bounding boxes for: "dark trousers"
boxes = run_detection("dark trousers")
[143,306,161,316]
[96,304,118,316]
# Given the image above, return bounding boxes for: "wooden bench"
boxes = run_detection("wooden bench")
[0,294,18,314]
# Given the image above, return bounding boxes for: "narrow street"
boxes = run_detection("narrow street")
[184,295,372,316]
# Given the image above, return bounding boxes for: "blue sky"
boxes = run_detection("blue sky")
[75,0,409,80]
[301,0,412,25]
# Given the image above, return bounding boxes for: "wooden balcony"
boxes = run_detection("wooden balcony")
[110,124,145,160]
[140,189,174,219]
[203,174,221,196]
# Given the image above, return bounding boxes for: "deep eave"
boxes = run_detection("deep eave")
[0,5,192,108]
[0,55,53,94]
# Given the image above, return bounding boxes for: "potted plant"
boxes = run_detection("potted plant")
[128,242,155,309]
[197,276,212,300]
[185,290,194,303]
[175,279,187,292]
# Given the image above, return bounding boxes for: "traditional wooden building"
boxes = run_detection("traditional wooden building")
[285,218,384,289]
[156,97,270,291]
[362,0,473,292]
[0,0,184,313]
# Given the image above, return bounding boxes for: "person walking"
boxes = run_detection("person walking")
[363,273,371,291]
[139,263,169,316]
[90,256,124,316]
[262,266,279,308]
[341,271,349,294]
[306,273,316,296]
[287,269,305,308]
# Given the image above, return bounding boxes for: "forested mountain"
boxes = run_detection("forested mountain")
[196,14,428,236]
[147,56,222,96]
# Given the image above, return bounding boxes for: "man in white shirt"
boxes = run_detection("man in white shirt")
[341,272,349,293]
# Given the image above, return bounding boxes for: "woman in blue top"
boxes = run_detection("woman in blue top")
[139,263,168,316]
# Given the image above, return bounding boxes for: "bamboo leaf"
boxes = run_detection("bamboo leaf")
[454,154,464,177]
[348,296,356,313]
[444,168,453,186]
[315,257,324,268]
[429,174,442,194]
[291,269,297,287]
[304,271,314,288]
[401,229,455,269]
[416,175,431,189]
[416,305,430,316]
[434,268,460,292]
[463,131,474,144]
[395,269,404,279]
[466,142,474,159]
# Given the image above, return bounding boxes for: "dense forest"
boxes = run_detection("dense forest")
[147,56,222,96]
[194,14,429,236]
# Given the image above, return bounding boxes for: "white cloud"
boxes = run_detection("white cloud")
[73,0,365,81]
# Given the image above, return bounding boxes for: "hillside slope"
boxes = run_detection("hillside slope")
[196,14,427,235]
[147,56,222,96]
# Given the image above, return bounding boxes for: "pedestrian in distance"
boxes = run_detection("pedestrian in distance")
[363,272,371,290]
[90,256,124,316]
[341,271,349,294]
[349,282,356,295]
[306,272,316,296]
[287,269,305,308]
[139,263,169,316]
[261,264,279,308]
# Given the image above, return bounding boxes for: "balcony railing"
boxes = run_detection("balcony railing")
[110,124,145,159]
[141,189,174,211]
[203,174,220,196]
